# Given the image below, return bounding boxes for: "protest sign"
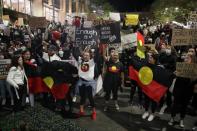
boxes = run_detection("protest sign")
[171,29,197,46]
[29,17,48,29]
[75,28,99,46]
[18,18,24,26]
[0,59,11,80]
[176,62,197,79]
[189,11,197,22]
[125,14,139,26]
[2,15,10,21]
[109,12,121,21]
[84,21,93,28]
[98,22,121,44]
[121,33,137,49]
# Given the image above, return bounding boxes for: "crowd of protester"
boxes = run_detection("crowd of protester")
[0,16,197,130]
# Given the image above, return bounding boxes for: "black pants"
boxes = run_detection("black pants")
[144,95,157,113]
[11,85,26,111]
[129,81,143,104]
[105,86,118,101]
[160,91,172,108]
[171,97,188,119]
[192,93,197,109]
[79,85,95,108]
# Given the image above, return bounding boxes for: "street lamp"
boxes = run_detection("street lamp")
[175,7,179,12]
[165,8,168,11]
[93,10,96,13]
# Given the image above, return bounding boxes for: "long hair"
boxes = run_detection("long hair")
[11,54,21,67]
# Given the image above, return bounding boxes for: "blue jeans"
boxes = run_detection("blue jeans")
[0,79,14,99]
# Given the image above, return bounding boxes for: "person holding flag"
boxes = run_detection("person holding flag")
[129,47,174,121]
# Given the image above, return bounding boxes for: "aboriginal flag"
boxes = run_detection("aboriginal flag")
[24,61,49,94]
[136,32,145,59]
[129,57,174,102]
[41,60,78,99]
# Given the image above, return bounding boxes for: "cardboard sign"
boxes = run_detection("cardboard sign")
[97,22,121,44]
[125,14,139,26]
[75,28,99,46]
[87,13,97,21]
[18,18,24,26]
[29,17,48,29]
[189,11,197,22]
[0,59,11,80]
[109,12,120,21]
[2,15,10,21]
[172,29,197,46]
[121,33,137,46]
[176,62,197,79]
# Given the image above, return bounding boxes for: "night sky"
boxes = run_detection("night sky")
[108,0,155,12]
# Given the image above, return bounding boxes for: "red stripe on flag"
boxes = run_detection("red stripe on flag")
[51,83,69,100]
[28,77,49,94]
[129,66,167,103]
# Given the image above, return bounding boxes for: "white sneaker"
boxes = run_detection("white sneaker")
[180,120,184,128]
[115,104,120,111]
[159,105,167,115]
[104,106,108,112]
[142,112,149,119]
[72,96,77,102]
[1,98,6,105]
[168,118,174,126]
[147,114,155,121]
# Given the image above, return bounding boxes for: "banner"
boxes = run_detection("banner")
[98,22,121,44]
[0,59,11,80]
[29,17,48,29]
[176,62,197,79]
[171,29,197,46]
[109,12,120,21]
[75,28,99,46]
[125,14,139,26]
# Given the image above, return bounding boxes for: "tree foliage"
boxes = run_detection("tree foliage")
[151,0,197,23]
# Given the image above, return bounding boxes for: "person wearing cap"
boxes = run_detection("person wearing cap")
[42,45,61,62]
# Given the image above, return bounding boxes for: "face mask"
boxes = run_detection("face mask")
[9,51,14,55]
[0,55,4,59]
[21,46,27,51]
[165,49,171,55]
[59,50,64,58]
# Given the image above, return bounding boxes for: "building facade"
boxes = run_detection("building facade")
[2,0,89,23]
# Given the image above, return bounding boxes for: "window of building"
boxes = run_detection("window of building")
[43,4,59,22]
[3,0,31,14]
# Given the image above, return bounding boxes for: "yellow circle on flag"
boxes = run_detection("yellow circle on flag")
[138,66,153,85]
[111,66,117,71]
[43,76,54,89]
[139,40,143,46]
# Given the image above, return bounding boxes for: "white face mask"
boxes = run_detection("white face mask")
[59,50,64,58]
[165,49,171,55]
[0,55,4,59]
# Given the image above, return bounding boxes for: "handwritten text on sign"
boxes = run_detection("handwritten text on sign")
[172,29,197,46]
[75,28,99,46]
[176,62,197,79]
[98,22,121,44]
[0,59,11,80]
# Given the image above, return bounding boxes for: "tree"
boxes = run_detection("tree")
[90,0,115,15]
[151,0,197,23]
